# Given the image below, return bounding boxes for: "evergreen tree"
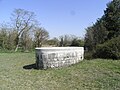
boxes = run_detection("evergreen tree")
[104,0,120,39]
[85,0,120,59]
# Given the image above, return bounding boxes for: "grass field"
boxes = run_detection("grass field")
[0,53,120,90]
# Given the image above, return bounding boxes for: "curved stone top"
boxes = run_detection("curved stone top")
[35,47,84,53]
[35,47,83,50]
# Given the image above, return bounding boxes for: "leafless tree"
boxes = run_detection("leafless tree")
[11,9,36,51]
[59,34,76,46]
[34,27,49,47]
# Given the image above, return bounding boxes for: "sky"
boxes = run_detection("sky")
[0,0,112,38]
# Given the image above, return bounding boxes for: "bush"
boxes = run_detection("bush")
[84,51,94,60]
[70,39,84,47]
[93,36,120,59]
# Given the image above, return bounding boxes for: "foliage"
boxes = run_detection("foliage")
[59,35,73,47]
[84,51,94,60]
[70,38,84,47]
[46,38,59,46]
[0,24,17,50]
[84,26,95,51]
[0,9,50,52]
[0,27,8,49]
[84,18,108,52]
[21,30,33,51]
[59,35,83,47]
[94,36,120,59]
[104,0,120,39]
[85,0,120,59]
[33,27,49,47]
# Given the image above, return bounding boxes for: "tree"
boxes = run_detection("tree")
[21,30,33,51]
[0,23,18,50]
[7,30,17,50]
[59,35,76,47]
[11,9,36,51]
[34,27,49,47]
[84,26,95,52]
[93,18,108,44]
[0,27,8,49]
[46,37,59,46]
[84,0,120,59]
[85,18,108,51]
[59,36,64,47]
[94,36,120,59]
[104,0,120,39]
[71,38,84,47]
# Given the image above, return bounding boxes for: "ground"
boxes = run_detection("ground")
[0,53,120,90]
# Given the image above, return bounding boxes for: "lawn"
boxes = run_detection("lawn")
[0,53,120,90]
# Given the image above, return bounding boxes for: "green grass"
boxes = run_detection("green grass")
[0,53,120,90]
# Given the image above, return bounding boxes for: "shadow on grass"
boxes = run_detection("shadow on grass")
[23,63,37,70]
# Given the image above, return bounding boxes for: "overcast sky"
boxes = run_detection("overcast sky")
[0,0,112,38]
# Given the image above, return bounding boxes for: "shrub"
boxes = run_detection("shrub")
[70,39,84,47]
[84,51,94,60]
[94,36,120,59]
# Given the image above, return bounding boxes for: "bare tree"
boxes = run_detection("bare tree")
[46,37,59,46]
[11,9,36,51]
[59,34,76,46]
[34,27,49,47]
[21,30,33,51]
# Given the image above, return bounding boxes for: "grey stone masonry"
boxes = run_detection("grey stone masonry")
[35,47,84,69]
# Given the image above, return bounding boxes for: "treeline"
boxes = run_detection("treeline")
[1,0,120,60]
[85,0,120,59]
[0,9,84,52]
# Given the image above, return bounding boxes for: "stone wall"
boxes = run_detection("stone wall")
[35,47,84,69]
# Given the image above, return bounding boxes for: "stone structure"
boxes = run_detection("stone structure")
[35,47,84,69]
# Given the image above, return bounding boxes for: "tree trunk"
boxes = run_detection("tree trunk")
[15,44,19,52]
[15,35,19,52]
